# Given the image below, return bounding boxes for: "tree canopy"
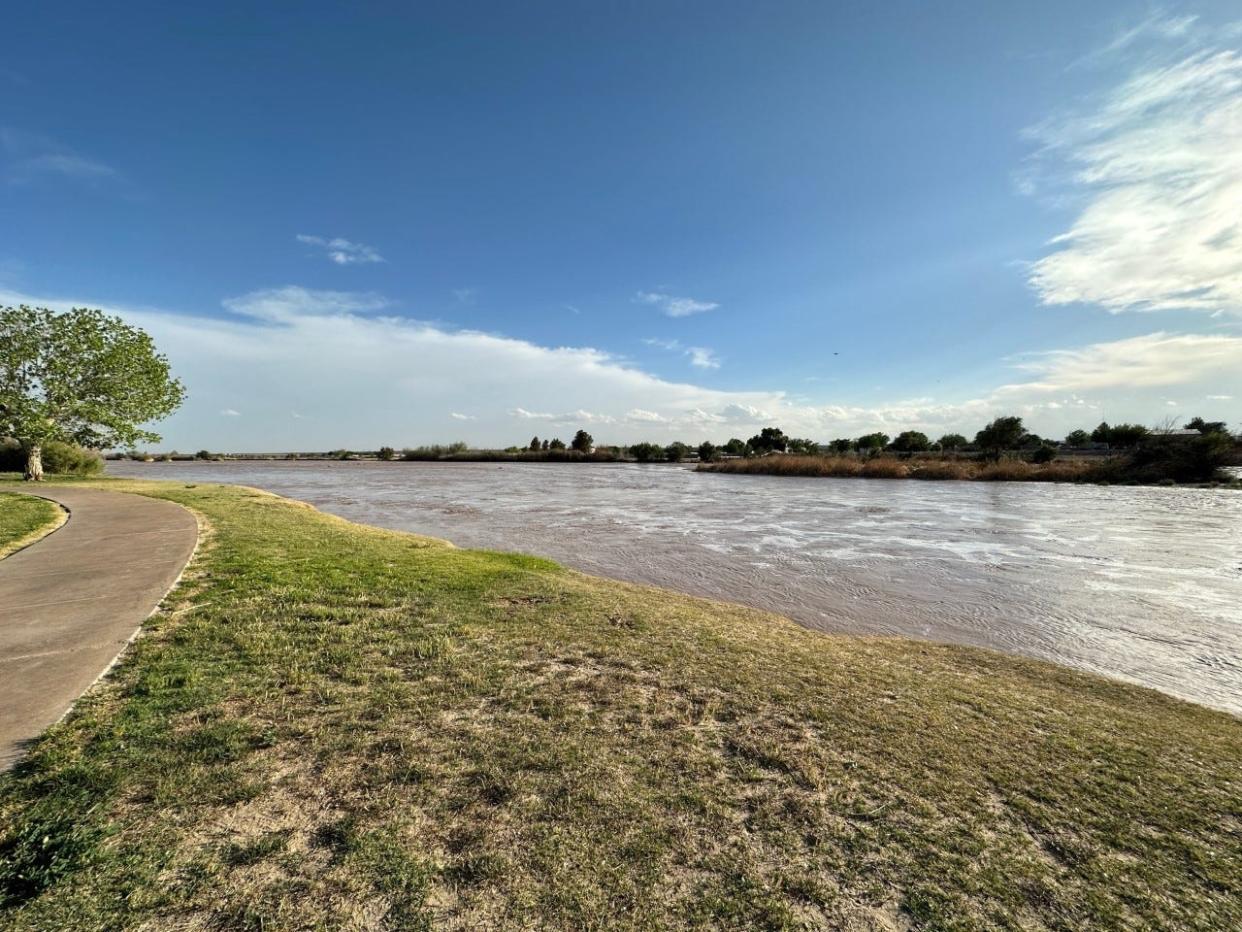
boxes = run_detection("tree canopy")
[747,427,788,454]
[1185,417,1227,435]
[855,432,889,454]
[571,429,594,452]
[974,417,1026,458]
[1,305,185,479]
[890,430,930,453]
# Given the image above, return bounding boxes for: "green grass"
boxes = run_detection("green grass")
[0,492,64,559]
[0,478,1239,930]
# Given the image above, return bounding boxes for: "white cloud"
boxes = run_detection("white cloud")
[1001,332,1242,392]
[450,412,476,421]
[2,285,1238,449]
[635,291,719,318]
[220,408,241,417]
[646,337,721,369]
[1026,34,1242,315]
[512,407,615,424]
[624,409,667,423]
[720,403,772,423]
[223,286,389,322]
[687,347,720,369]
[295,234,385,265]
[1207,394,1233,400]
[1,128,118,185]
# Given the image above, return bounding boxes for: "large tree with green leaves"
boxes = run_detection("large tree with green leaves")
[0,305,185,480]
[975,416,1026,460]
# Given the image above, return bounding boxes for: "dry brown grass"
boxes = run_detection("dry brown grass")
[702,454,1120,484]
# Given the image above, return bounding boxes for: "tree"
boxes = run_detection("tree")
[1107,423,1149,447]
[377,446,396,461]
[628,441,664,462]
[548,437,566,450]
[974,416,1026,460]
[1090,422,1111,444]
[1185,417,1227,434]
[890,430,930,453]
[1064,429,1090,447]
[937,433,967,452]
[697,440,718,462]
[855,432,890,455]
[664,441,690,462]
[829,438,854,454]
[541,439,550,451]
[1,305,185,480]
[787,437,820,454]
[529,435,541,452]
[747,427,788,454]
[723,437,747,456]
[571,429,594,453]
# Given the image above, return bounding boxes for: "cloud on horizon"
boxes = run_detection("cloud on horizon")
[2,286,1238,449]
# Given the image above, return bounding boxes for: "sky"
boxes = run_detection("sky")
[2,1,1240,450]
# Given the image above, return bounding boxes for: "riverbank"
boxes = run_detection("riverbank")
[699,452,1242,486]
[0,493,64,559]
[2,477,1239,929]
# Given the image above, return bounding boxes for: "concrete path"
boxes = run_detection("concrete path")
[0,486,197,769]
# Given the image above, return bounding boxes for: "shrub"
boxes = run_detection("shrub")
[0,439,103,476]
[377,446,396,461]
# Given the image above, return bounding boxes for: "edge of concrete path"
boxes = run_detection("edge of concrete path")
[0,493,69,560]
[19,485,203,735]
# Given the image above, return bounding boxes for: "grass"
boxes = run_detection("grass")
[0,477,1239,930]
[0,492,65,559]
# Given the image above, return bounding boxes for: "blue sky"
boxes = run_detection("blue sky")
[3,1,1240,449]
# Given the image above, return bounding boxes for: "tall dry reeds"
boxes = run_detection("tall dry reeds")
[699,454,1119,484]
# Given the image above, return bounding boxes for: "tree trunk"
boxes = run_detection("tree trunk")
[24,444,44,481]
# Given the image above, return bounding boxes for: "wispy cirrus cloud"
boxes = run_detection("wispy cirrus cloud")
[635,290,719,318]
[223,285,390,322]
[1025,22,1242,316]
[295,234,385,265]
[644,337,722,369]
[1,128,118,186]
[1070,10,1200,70]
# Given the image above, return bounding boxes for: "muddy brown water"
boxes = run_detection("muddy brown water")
[108,460,1242,715]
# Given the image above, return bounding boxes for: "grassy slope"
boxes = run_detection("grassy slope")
[0,492,64,559]
[0,479,1238,931]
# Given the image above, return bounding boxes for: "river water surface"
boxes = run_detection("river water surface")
[108,460,1242,715]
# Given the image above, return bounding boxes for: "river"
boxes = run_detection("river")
[107,460,1242,715]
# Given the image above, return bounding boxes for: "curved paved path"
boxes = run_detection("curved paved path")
[0,486,197,769]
